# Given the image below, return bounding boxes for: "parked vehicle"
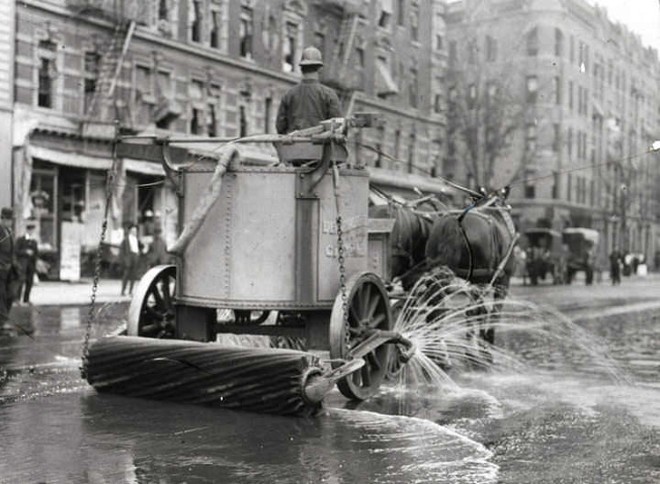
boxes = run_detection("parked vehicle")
[562,228,599,284]
[524,228,566,285]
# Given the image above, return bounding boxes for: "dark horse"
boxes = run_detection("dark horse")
[368,201,435,290]
[424,202,518,345]
[370,192,518,350]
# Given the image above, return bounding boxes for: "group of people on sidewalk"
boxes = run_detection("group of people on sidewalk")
[119,221,170,296]
[1,207,39,330]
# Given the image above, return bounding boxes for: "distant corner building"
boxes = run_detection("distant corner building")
[2,0,659,277]
[444,0,660,267]
[5,0,448,278]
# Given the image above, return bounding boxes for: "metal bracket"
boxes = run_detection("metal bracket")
[347,329,415,364]
[295,142,334,200]
[158,138,183,196]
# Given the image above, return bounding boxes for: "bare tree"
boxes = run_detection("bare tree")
[445,8,539,191]
[446,64,526,190]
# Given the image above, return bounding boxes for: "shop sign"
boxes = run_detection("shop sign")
[60,221,83,281]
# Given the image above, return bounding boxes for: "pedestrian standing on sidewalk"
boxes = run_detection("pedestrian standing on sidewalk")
[15,220,39,305]
[609,249,622,286]
[0,207,18,330]
[120,223,142,296]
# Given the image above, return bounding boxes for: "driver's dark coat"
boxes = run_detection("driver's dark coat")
[276,79,342,134]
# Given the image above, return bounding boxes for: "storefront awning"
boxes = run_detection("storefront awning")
[375,59,399,97]
[123,158,165,176]
[28,145,112,171]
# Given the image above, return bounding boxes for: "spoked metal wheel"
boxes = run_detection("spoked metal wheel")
[330,272,393,400]
[127,265,177,338]
[385,299,406,380]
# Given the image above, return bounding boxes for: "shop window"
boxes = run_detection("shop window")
[60,168,86,223]
[30,165,58,252]
[240,6,254,59]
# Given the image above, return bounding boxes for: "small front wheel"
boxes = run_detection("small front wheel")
[127,265,177,338]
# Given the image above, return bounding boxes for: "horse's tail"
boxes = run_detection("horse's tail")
[425,214,465,270]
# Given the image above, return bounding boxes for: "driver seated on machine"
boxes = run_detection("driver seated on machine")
[275,46,343,167]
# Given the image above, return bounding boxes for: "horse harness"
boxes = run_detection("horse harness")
[454,207,500,283]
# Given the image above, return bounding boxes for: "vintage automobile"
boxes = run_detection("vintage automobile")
[562,228,599,284]
[523,228,566,285]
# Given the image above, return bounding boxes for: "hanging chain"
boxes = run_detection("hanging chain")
[80,123,120,379]
[331,140,350,349]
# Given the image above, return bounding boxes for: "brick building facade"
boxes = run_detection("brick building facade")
[445,0,660,266]
[9,0,447,277]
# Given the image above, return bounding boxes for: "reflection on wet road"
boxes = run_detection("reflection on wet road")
[1,303,659,483]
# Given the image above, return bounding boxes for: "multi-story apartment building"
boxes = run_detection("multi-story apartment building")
[0,1,16,208]
[445,0,660,266]
[10,0,447,277]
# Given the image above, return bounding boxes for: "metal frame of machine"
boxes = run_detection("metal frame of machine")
[121,117,413,402]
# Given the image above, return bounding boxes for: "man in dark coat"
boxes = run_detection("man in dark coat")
[0,207,17,329]
[276,46,342,135]
[16,220,39,304]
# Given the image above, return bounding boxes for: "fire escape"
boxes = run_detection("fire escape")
[315,0,365,114]
[68,0,139,138]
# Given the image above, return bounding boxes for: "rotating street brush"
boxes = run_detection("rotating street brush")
[83,336,363,417]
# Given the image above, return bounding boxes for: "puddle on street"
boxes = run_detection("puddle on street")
[0,302,659,483]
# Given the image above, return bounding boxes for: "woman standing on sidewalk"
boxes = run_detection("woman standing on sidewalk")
[120,223,142,296]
